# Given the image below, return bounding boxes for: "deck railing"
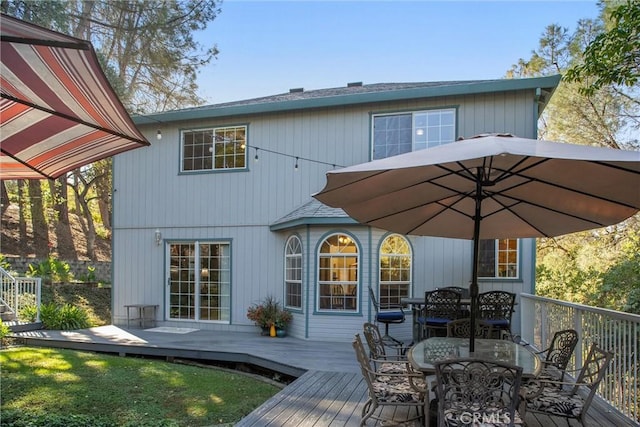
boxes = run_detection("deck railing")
[0,267,41,322]
[520,293,639,423]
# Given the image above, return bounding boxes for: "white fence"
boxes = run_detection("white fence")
[520,293,639,423]
[0,267,41,322]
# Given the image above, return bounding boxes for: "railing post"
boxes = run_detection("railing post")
[573,306,584,371]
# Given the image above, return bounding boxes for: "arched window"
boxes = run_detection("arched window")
[379,234,412,306]
[284,235,303,309]
[318,234,358,312]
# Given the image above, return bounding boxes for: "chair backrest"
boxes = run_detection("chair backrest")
[439,286,470,298]
[363,322,387,359]
[424,289,461,320]
[571,343,614,412]
[478,291,516,321]
[446,318,493,338]
[545,329,579,371]
[352,333,377,386]
[434,358,523,427]
[368,286,380,313]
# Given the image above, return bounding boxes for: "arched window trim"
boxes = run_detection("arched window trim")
[316,232,360,313]
[378,233,412,306]
[284,234,303,310]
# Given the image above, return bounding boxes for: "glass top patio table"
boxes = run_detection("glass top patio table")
[408,337,541,377]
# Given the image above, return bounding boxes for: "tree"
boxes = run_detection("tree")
[508,1,640,311]
[1,0,222,260]
[564,1,640,96]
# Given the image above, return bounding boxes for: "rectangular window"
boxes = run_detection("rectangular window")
[372,109,455,160]
[182,126,246,172]
[478,239,519,278]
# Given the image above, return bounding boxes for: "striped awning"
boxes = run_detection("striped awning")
[1,14,150,180]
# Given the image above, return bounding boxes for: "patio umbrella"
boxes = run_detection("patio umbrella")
[1,14,150,180]
[314,133,640,351]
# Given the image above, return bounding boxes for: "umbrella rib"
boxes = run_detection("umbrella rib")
[1,93,150,146]
[0,147,54,179]
[1,35,91,50]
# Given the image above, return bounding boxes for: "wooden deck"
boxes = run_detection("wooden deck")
[11,325,636,427]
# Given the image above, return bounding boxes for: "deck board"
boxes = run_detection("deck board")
[11,325,636,427]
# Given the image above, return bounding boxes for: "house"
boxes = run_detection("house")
[112,75,561,342]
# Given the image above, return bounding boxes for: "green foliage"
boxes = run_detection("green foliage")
[536,223,640,313]
[38,302,91,330]
[246,295,291,330]
[0,254,12,270]
[78,265,97,283]
[19,305,38,323]
[564,1,640,95]
[0,319,11,340]
[26,256,73,284]
[0,410,116,427]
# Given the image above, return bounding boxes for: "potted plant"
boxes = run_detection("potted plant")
[246,295,291,336]
[274,309,292,337]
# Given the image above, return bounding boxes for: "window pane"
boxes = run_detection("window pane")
[379,235,411,306]
[317,234,358,311]
[182,126,247,172]
[479,239,519,278]
[285,236,303,309]
[373,109,456,160]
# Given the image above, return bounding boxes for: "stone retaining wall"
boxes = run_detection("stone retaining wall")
[2,257,111,282]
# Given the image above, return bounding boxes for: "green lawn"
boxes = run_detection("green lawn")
[0,347,280,427]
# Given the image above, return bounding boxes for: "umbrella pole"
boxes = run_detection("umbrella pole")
[469,169,483,353]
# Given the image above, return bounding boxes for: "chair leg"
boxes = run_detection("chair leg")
[381,322,403,346]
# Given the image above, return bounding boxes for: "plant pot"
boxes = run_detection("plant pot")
[276,328,287,338]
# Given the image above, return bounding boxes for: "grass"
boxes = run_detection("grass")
[0,346,281,426]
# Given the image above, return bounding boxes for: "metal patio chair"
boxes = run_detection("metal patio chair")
[433,358,524,427]
[368,286,405,346]
[352,333,427,426]
[522,342,614,426]
[446,318,494,339]
[478,290,516,337]
[418,289,461,339]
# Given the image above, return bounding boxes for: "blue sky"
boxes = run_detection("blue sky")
[195,1,600,104]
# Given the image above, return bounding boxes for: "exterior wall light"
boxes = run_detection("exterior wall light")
[154,229,162,246]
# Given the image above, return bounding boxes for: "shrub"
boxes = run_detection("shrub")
[26,256,73,284]
[246,295,291,330]
[0,319,11,339]
[38,302,90,330]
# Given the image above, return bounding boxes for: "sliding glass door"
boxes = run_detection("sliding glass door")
[168,241,230,322]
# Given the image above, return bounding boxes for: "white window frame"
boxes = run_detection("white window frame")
[478,239,520,279]
[181,125,247,172]
[284,235,303,310]
[372,108,456,160]
[317,233,359,312]
[379,234,412,306]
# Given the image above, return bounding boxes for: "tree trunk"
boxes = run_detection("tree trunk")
[77,194,96,261]
[17,180,29,257]
[49,177,77,259]
[28,180,49,258]
[0,181,9,216]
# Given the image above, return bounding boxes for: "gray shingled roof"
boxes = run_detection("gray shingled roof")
[270,199,358,231]
[133,75,561,125]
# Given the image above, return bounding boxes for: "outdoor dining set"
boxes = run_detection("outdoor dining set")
[356,286,615,427]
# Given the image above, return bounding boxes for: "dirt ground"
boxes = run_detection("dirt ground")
[1,203,111,262]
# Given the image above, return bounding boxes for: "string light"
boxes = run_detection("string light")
[135,113,343,169]
[246,144,343,169]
